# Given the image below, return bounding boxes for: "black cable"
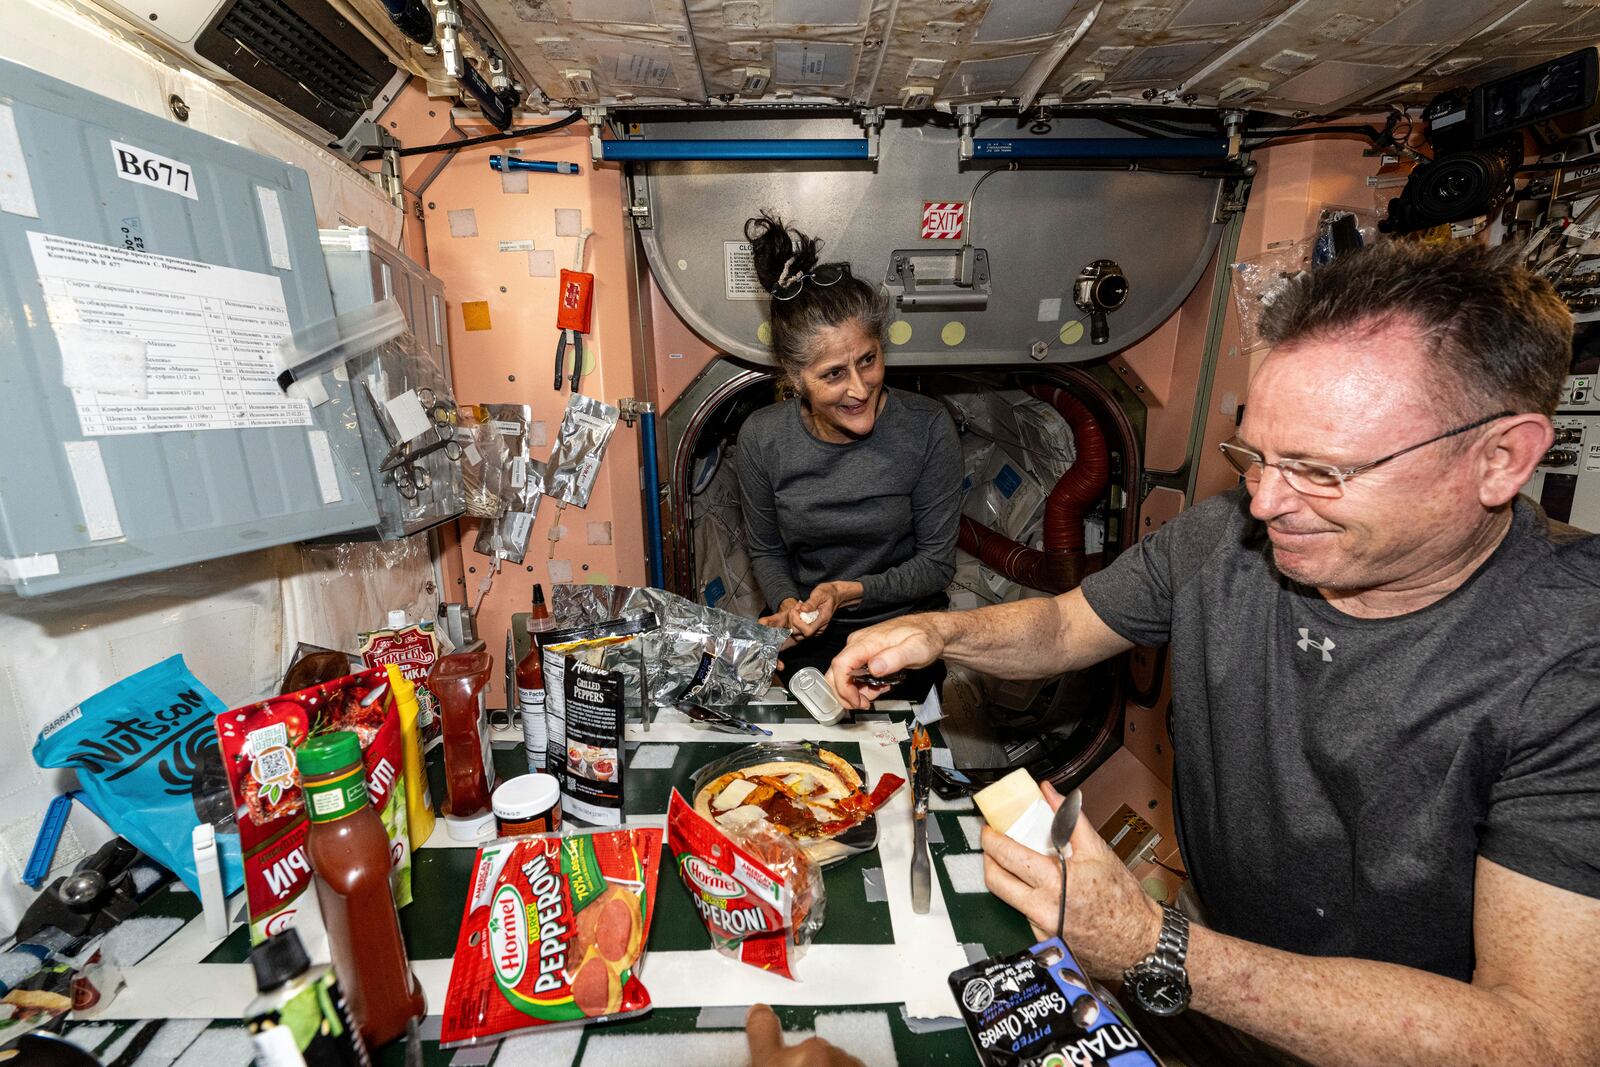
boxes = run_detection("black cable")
[395,109,583,157]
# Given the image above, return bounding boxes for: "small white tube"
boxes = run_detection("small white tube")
[192,823,228,942]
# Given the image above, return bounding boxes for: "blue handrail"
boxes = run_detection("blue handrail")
[640,409,666,589]
[600,138,872,162]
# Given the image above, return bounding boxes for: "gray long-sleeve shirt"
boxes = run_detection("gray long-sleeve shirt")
[735,388,962,625]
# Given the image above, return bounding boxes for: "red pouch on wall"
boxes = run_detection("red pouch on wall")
[556,269,594,333]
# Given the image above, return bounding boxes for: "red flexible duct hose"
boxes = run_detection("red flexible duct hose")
[956,383,1110,594]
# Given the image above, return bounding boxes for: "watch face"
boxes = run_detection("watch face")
[1131,968,1190,1017]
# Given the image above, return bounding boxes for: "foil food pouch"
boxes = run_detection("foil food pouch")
[439,829,661,1047]
[551,584,784,709]
[216,669,412,944]
[545,393,618,509]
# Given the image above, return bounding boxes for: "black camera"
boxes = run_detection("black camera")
[1074,259,1128,345]
[1382,48,1599,234]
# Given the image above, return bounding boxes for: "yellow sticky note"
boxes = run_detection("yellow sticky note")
[462,301,492,331]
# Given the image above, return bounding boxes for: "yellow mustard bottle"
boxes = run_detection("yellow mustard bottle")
[386,664,436,848]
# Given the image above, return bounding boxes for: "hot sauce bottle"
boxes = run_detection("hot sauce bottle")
[516,584,555,774]
[297,732,425,1050]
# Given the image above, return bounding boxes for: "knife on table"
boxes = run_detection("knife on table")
[910,723,932,914]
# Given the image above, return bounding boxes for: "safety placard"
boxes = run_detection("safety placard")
[921,201,966,240]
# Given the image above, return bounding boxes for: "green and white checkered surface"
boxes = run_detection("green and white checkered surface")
[67,694,1038,1065]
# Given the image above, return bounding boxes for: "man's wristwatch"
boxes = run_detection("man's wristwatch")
[1123,904,1192,1017]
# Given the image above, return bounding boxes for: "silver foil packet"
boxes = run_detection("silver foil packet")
[471,403,544,562]
[546,393,618,509]
[552,584,785,710]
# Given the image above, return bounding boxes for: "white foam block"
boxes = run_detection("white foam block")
[495,1025,583,1065]
[0,951,41,988]
[103,916,185,968]
[629,743,680,769]
[930,794,973,812]
[170,1026,253,1067]
[943,852,988,895]
[65,1024,116,1053]
[958,815,985,850]
[130,1017,209,1067]
[814,1011,897,1067]
[581,1031,812,1067]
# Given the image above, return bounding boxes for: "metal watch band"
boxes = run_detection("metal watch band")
[1153,903,1190,974]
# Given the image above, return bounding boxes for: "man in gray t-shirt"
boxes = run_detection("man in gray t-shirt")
[828,241,1600,1065]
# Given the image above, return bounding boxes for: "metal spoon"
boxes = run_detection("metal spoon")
[1049,788,1084,941]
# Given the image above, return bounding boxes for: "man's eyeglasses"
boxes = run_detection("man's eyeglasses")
[773,263,845,301]
[1218,410,1513,498]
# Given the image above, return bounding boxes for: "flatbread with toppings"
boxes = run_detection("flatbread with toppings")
[692,749,873,842]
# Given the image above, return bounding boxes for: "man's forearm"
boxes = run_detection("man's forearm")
[1187,926,1576,1067]
[932,597,1071,679]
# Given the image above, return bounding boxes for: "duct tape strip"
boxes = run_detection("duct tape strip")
[900,1003,969,1034]
[862,866,887,903]
[0,554,58,582]
[0,102,38,218]
[64,441,123,541]
[695,1005,751,1029]
[255,187,292,271]
[306,431,342,504]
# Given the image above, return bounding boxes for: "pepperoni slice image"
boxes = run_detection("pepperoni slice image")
[569,949,621,1017]
[570,885,643,970]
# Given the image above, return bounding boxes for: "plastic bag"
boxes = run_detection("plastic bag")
[439,828,662,1046]
[32,655,242,896]
[551,584,785,709]
[458,406,514,518]
[471,403,544,563]
[1231,239,1312,353]
[667,789,825,980]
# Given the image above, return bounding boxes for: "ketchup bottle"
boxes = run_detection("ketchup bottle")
[516,585,555,775]
[297,732,424,1050]
[430,652,496,820]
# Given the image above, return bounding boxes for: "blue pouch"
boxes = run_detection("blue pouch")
[32,655,243,895]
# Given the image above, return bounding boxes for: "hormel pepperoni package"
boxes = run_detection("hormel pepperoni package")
[440,828,662,1047]
[665,789,826,981]
[215,669,412,944]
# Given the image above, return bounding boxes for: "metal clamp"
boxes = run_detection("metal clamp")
[617,396,655,427]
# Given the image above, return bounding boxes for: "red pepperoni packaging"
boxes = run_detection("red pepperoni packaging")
[665,789,826,981]
[439,828,661,1046]
[215,669,413,944]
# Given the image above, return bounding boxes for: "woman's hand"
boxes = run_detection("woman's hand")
[981,782,1163,980]
[759,598,803,646]
[790,581,863,639]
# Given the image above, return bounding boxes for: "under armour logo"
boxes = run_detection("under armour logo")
[1297,628,1335,662]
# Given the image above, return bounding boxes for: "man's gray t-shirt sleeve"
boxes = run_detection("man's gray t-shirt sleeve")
[735,439,801,607]
[1481,648,1600,898]
[856,407,962,612]
[1079,492,1243,646]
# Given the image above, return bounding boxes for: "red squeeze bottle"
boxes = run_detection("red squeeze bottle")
[430,652,496,817]
[297,731,424,1050]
